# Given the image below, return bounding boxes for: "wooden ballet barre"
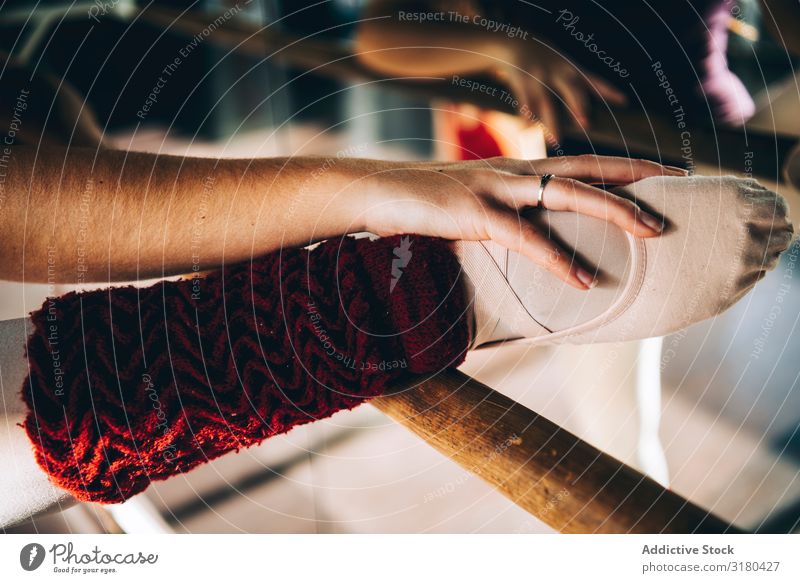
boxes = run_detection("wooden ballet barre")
[139,8,747,532]
[372,369,742,534]
[139,5,796,182]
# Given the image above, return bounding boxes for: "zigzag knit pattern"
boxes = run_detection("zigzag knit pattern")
[22,235,469,503]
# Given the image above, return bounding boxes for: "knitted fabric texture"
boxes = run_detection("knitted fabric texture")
[22,235,469,503]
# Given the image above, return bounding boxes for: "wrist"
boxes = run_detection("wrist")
[345,158,404,236]
[286,157,392,239]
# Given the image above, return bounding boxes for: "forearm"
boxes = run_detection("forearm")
[0,146,384,283]
[356,2,515,76]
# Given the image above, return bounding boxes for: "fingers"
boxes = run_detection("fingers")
[585,73,628,106]
[498,64,559,139]
[496,66,535,126]
[489,174,663,237]
[539,177,663,237]
[552,74,626,130]
[481,154,687,184]
[526,76,560,143]
[574,155,688,184]
[536,154,687,184]
[487,209,597,290]
[552,76,588,128]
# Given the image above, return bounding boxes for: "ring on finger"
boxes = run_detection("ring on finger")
[537,174,554,208]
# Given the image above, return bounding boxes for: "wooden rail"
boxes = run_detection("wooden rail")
[140,6,746,533]
[373,370,741,533]
[140,5,797,182]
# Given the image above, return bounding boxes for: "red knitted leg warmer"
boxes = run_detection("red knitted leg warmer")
[22,235,469,503]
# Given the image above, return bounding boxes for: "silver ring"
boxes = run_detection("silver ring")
[537,174,554,208]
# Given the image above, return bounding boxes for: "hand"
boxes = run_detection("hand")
[492,42,628,143]
[362,155,688,290]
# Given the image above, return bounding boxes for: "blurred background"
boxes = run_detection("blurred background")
[1,0,800,533]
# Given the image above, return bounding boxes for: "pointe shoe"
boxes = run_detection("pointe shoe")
[456,176,795,348]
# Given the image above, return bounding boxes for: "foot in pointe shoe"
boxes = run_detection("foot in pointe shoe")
[455,175,794,348]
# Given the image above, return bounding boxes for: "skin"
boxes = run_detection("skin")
[0,149,681,527]
[0,23,683,524]
[0,41,681,294]
[0,147,683,291]
[355,0,628,141]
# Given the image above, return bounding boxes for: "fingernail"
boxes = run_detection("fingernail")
[639,211,663,232]
[576,267,597,289]
[664,165,689,175]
